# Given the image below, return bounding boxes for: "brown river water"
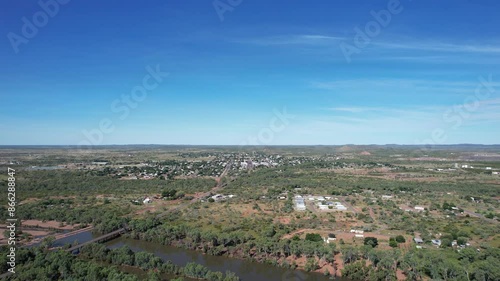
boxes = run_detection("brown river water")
[52,230,352,281]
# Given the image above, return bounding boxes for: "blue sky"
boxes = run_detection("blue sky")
[1,0,499,145]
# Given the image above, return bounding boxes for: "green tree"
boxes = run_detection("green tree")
[304,258,319,272]
[389,239,398,248]
[342,261,370,280]
[395,235,406,243]
[146,270,161,281]
[364,237,379,248]
[305,233,322,242]
[457,237,468,246]
[162,188,177,199]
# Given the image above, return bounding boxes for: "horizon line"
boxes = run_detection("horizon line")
[1,144,500,147]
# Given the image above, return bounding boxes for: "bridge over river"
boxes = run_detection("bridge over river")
[0,226,130,279]
[65,227,129,253]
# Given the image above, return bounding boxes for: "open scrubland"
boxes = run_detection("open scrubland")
[0,145,499,280]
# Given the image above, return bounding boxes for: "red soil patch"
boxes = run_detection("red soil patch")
[22,220,78,230]
[282,228,311,240]
[22,230,50,237]
[334,254,344,277]
[317,259,335,276]
[276,216,292,224]
[368,207,376,220]
[287,255,307,267]
[23,226,93,247]
[396,269,406,280]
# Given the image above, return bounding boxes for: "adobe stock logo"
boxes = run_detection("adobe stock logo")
[7,0,70,54]
[415,74,496,151]
[239,108,295,146]
[213,0,243,22]
[339,0,407,63]
[77,65,169,151]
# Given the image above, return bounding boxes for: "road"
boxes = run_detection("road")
[157,161,232,218]
[459,207,498,224]
[0,163,233,279]
[0,162,234,279]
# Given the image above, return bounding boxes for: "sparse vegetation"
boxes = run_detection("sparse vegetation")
[1,145,499,280]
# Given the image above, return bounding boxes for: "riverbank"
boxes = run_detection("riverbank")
[25,226,94,247]
[106,236,346,281]
[147,233,343,278]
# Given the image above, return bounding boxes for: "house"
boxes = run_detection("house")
[414,206,425,211]
[336,205,347,211]
[355,234,364,238]
[461,164,469,168]
[414,237,424,244]
[211,194,226,201]
[350,229,364,234]
[324,237,337,244]
[493,172,499,175]
[486,167,492,170]
[382,195,393,200]
[318,204,329,210]
[295,197,306,211]
[431,239,442,246]
[143,197,152,204]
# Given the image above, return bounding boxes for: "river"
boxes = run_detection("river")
[52,230,347,281]
[106,237,345,281]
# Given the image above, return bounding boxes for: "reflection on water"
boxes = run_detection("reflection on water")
[52,230,99,247]
[106,237,344,281]
[29,229,100,248]
[50,230,350,281]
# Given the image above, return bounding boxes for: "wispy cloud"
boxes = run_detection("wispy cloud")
[326,97,500,125]
[328,107,386,113]
[280,97,498,144]
[327,105,440,121]
[374,41,500,54]
[311,78,500,94]
[470,98,500,122]
[232,34,345,46]
[364,55,500,65]
[234,33,500,54]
